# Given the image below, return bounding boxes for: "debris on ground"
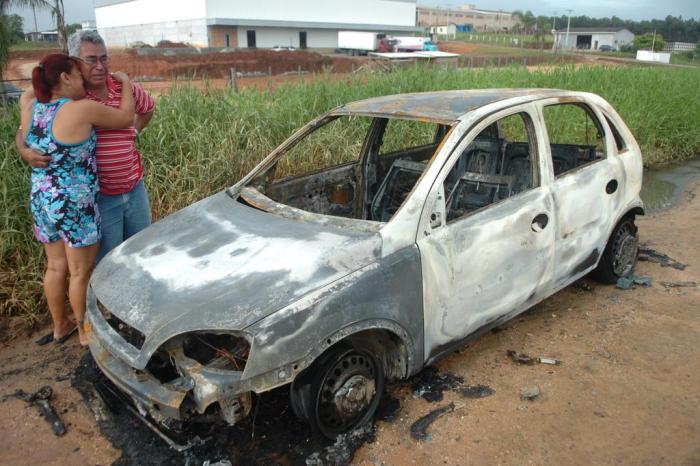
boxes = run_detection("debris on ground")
[507,350,536,365]
[13,385,67,436]
[661,281,697,288]
[638,247,687,270]
[616,275,652,290]
[575,281,594,292]
[376,394,401,422]
[410,366,464,402]
[520,386,541,401]
[202,461,232,466]
[537,357,562,365]
[410,402,464,442]
[305,424,376,466]
[460,385,495,398]
[72,353,375,465]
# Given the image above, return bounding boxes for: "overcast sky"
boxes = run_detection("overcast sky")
[9,0,700,33]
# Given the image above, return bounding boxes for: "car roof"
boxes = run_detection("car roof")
[332,89,579,124]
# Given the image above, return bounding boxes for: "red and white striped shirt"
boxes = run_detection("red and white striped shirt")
[86,75,155,195]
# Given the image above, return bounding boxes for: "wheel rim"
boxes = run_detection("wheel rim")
[612,222,638,277]
[315,350,378,436]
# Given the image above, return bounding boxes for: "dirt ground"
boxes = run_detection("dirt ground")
[0,178,698,465]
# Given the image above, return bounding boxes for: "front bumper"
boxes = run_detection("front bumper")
[87,326,189,420]
[85,308,253,425]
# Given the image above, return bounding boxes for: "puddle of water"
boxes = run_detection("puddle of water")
[641,156,700,212]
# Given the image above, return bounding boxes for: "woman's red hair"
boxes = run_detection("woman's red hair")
[31,54,82,103]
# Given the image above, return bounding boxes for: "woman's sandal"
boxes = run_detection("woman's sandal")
[54,325,78,344]
[35,332,54,346]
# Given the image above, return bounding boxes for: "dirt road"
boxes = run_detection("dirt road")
[1,182,698,465]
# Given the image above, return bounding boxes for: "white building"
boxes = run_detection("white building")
[94,0,421,49]
[553,27,634,51]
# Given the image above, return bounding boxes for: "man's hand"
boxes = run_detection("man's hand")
[22,148,52,168]
[16,128,51,168]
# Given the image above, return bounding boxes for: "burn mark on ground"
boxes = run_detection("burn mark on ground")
[72,354,381,465]
[409,366,464,402]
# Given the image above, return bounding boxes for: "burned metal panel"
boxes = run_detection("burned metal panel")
[418,187,556,357]
[333,89,567,124]
[90,190,382,369]
[531,95,640,289]
[243,245,424,384]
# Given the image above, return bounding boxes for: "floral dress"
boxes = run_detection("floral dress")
[26,98,100,248]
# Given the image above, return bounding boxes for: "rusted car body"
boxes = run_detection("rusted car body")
[86,89,643,439]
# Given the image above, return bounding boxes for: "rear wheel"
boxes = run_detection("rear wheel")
[290,342,384,439]
[592,216,639,284]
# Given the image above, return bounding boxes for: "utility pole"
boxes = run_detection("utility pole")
[32,5,39,33]
[651,29,657,52]
[565,9,573,50]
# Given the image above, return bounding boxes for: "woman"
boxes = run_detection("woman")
[19,54,134,346]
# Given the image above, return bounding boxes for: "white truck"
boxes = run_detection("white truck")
[338,31,393,55]
[393,36,425,52]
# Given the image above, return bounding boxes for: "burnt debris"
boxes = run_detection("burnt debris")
[72,353,377,466]
[410,402,464,442]
[638,247,687,270]
[410,366,464,402]
[13,385,67,437]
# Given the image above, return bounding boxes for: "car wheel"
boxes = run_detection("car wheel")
[290,342,384,439]
[592,216,639,284]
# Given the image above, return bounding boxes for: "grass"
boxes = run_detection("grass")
[9,41,59,52]
[2,63,700,329]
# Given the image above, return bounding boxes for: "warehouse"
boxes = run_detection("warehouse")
[553,27,634,51]
[94,0,421,49]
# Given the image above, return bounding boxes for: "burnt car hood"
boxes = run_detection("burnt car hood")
[91,191,382,342]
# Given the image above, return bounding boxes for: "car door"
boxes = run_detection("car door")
[536,99,623,290]
[416,105,556,360]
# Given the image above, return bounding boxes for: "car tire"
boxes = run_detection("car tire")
[591,216,639,284]
[290,342,384,439]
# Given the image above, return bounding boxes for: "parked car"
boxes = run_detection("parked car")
[1,82,22,105]
[271,45,296,52]
[86,89,643,441]
[423,40,439,51]
[599,45,614,52]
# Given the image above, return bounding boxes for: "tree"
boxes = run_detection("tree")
[634,32,666,52]
[1,0,49,108]
[4,13,22,44]
[65,22,80,36]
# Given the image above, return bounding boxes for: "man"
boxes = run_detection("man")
[17,30,156,262]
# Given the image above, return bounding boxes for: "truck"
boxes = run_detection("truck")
[338,31,394,55]
[392,36,425,52]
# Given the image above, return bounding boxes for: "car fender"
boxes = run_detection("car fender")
[242,245,424,390]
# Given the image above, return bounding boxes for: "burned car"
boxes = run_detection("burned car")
[86,89,643,439]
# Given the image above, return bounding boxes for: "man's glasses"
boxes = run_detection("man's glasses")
[81,55,109,67]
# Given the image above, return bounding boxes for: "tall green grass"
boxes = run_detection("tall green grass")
[2,64,700,328]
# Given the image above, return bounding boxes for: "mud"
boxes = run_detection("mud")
[641,156,700,212]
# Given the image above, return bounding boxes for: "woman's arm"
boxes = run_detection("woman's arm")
[76,72,135,129]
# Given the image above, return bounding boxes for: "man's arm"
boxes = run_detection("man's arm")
[134,110,154,133]
[131,82,156,134]
[16,90,51,168]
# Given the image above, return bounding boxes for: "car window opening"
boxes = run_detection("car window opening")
[243,115,450,223]
[543,103,607,177]
[444,113,537,223]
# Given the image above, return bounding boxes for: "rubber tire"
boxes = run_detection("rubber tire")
[591,216,639,284]
[290,342,384,439]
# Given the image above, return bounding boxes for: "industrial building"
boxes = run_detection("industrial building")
[94,0,422,49]
[416,4,519,32]
[553,27,634,51]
